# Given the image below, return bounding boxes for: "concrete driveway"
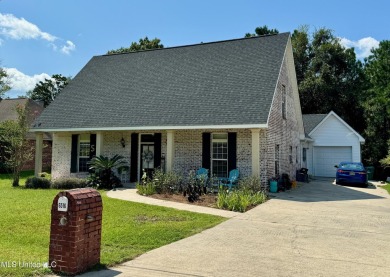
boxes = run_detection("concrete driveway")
[83,179,390,277]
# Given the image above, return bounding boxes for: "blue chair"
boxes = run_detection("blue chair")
[195,168,209,183]
[222,169,240,190]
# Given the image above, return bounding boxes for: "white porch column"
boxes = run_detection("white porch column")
[34,133,43,177]
[166,130,175,172]
[251,129,260,177]
[96,132,103,156]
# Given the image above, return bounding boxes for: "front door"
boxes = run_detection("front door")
[140,134,155,179]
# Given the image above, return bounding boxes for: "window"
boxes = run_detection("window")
[78,134,90,172]
[282,85,286,119]
[303,148,307,162]
[289,146,293,164]
[275,144,280,175]
[212,133,228,178]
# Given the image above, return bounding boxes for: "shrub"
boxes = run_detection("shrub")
[238,176,266,193]
[217,188,267,212]
[51,178,88,189]
[88,155,128,189]
[39,172,50,178]
[25,177,51,189]
[136,182,156,195]
[151,169,182,194]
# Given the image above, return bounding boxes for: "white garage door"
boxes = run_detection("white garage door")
[314,146,352,177]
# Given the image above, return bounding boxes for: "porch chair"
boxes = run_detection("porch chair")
[195,168,209,183]
[222,169,240,190]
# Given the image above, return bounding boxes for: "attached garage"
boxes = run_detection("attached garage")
[302,111,365,178]
[313,146,352,177]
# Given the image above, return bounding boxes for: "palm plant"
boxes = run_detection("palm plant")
[89,155,128,189]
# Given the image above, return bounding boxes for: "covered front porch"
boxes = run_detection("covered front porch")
[34,128,267,184]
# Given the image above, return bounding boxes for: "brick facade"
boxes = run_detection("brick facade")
[49,52,301,185]
[22,140,52,171]
[266,55,301,181]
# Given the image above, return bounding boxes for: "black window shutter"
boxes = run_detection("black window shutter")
[90,134,97,159]
[228,132,237,172]
[154,133,162,169]
[202,133,211,171]
[70,134,79,173]
[130,133,138,182]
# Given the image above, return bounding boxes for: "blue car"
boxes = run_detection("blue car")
[335,162,368,187]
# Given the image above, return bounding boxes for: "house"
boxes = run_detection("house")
[31,33,305,185]
[0,98,52,172]
[302,111,365,177]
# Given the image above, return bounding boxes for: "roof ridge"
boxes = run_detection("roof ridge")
[101,32,290,57]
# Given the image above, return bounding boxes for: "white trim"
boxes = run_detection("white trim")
[30,124,268,133]
[211,132,228,177]
[166,131,175,173]
[309,111,365,143]
[251,129,260,177]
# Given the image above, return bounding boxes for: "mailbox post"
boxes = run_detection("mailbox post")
[49,188,103,275]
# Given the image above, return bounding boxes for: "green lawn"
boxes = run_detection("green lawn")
[0,171,225,276]
[381,182,390,194]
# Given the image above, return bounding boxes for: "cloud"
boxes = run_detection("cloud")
[0,13,76,55]
[339,37,380,59]
[4,67,51,92]
[61,40,76,55]
[0,13,56,41]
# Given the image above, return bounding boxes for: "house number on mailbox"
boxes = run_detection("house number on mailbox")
[58,196,68,212]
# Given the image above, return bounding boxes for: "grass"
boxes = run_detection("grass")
[380,182,390,194]
[0,171,225,276]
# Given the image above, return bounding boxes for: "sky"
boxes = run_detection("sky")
[1,0,388,98]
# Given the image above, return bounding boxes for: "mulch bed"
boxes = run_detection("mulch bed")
[148,193,218,209]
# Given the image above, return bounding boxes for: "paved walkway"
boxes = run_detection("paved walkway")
[107,188,238,218]
[80,180,390,277]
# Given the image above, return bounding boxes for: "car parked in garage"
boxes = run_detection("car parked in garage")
[335,162,368,187]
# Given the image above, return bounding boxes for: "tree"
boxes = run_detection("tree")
[27,74,70,107]
[0,67,11,98]
[362,41,390,165]
[0,104,34,186]
[245,25,279,37]
[107,36,164,54]
[291,27,366,134]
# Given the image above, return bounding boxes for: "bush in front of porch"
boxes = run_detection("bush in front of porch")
[136,170,268,212]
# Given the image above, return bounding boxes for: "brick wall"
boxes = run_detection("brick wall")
[52,133,72,179]
[22,140,52,171]
[266,54,301,181]
[51,129,261,181]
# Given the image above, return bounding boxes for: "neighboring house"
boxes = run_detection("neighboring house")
[31,33,305,185]
[302,111,365,177]
[0,98,52,172]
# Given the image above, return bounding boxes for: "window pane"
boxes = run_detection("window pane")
[212,133,228,140]
[79,142,90,157]
[212,160,228,178]
[212,142,227,159]
[79,158,89,172]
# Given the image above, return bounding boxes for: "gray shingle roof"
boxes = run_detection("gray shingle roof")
[302,114,328,135]
[33,33,290,130]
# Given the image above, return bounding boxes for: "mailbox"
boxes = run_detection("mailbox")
[49,188,103,275]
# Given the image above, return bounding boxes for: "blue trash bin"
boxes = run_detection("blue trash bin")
[270,180,278,193]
